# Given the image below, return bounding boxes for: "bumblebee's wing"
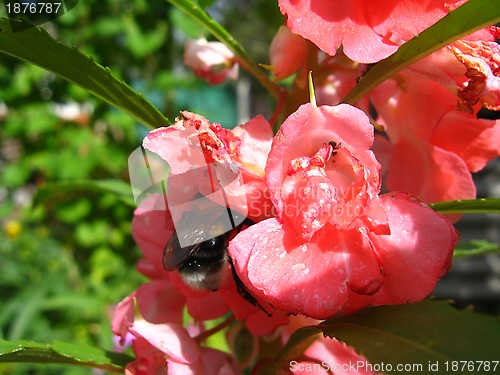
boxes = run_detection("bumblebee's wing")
[162,231,200,271]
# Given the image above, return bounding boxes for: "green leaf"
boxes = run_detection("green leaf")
[430,198,500,214]
[454,240,500,259]
[166,0,282,99]
[0,339,133,372]
[343,0,500,104]
[33,179,136,208]
[280,301,500,375]
[0,18,169,129]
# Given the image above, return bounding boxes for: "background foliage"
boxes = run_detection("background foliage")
[0,0,282,373]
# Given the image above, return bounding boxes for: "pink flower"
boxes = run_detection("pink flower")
[129,320,241,375]
[142,111,274,222]
[184,38,238,84]
[370,62,500,203]
[123,320,242,375]
[268,26,308,81]
[314,53,365,107]
[407,27,500,114]
[283,316,380,375]
[228,103,457,319]
[124,337,167,375]
[113,283,242,374]
[278,0,465,63]
[143,112,272,178]
[290,339,380,374]
[451,33,500,112]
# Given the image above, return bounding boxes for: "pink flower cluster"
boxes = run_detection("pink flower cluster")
[115,1,500,373]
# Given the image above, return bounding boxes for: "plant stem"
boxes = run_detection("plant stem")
[194,315,235,344]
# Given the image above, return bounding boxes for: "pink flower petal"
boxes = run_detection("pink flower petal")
[431,111,500,172]
[385,138,476,203]
[132,194,172,276]
[112,294,135,345]
[266,103,375,218]
[229,219,383,319]
[143,126,207,176]
[199,348,241,375]
[292,337,380,375]
[278,0,463,63]
[232,115,273,178]
[368,193,457,304]
[130,320,200,365]
[125,338,167,375]
[136,281,185,325]
[184,38,238,85]
[269,26,308,80]
[185,291,230,321]
[450,29,500,112]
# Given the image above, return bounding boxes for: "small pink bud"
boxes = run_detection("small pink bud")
[269,26,308,81]
[184,38,238,84]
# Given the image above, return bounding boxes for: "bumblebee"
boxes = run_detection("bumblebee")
[162,205,271,316]
[162,206,249,291]
[162,225,238,291]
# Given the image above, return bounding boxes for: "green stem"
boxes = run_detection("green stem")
[194,315,235,344]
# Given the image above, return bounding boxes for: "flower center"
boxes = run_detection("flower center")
[281,142,339,240]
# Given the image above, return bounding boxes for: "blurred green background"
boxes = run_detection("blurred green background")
[0,0,282,373]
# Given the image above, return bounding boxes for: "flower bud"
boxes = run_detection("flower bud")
[184,38,238,84]
[269,26,308,81]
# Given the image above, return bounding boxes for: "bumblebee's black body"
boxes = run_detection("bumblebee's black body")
[162,213,271,315]
[162,208,250,292]
[166,232,230,291]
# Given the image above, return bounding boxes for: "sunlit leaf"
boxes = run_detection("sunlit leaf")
[0,339,133,372]
[0,18,168,129]
[343,0,500,104]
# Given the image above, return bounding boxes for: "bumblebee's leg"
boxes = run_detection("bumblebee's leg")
[228,257,272,317]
